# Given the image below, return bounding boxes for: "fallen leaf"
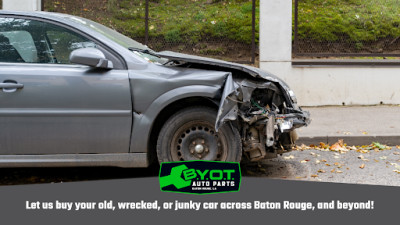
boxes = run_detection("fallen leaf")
[330,139,346,151]
[380,156,387,160]
[357,149,369,154]
[349,146,357,150]
[390,163,400,170]
[360,164,365,169]
[283,155,295,160]
[317,169,326,173]
[393,152,400,155]
[295,144,312,150]
[319,142,330,149]
[336,170,343,173]
[358,155,369,161]
[371,142,390,150]
[311,174,318,178]
[300,160,308,163]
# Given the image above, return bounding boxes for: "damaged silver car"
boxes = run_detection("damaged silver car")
[0,11,309,167]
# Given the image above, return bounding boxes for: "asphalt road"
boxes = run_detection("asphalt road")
[242,147,400,186]
[0,147,399,186]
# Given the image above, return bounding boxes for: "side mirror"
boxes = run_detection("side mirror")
[69,47,113,69]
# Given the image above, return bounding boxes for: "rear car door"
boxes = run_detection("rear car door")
[0,16,132,154]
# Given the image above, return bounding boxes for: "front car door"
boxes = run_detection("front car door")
[0,16,132,154]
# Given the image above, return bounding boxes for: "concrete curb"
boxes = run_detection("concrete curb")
[298,136,400,146]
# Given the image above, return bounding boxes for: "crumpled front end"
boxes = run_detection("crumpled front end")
[157,50,310,161]
[216,74,310,161]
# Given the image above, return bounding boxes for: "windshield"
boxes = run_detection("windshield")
[65,15,168,64]
[66,16,147,50]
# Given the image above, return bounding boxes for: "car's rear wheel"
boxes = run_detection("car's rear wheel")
[156,107,242,162]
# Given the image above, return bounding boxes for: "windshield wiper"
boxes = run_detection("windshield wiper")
[128,47,160,58]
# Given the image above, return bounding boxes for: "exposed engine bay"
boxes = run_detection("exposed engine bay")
[173,62,309,161]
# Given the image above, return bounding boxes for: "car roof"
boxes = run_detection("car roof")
[0,10,82,26]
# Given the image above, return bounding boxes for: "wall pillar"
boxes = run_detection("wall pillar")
[259,0,292,62]
[3,0,42,11]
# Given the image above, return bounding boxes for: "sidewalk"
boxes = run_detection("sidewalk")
[296,105,400,146]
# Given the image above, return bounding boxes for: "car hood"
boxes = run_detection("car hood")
[157,51,291,90]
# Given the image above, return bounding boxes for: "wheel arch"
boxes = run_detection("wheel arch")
[129,85,221,164]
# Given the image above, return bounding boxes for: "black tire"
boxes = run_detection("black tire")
[156,106,242,163]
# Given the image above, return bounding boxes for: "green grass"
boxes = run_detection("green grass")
[297,0,400,42]
[42,0,400,46]
[103,0,258,44]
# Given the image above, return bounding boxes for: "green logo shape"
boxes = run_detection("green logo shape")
[159,160,241,195]
[159,164,192,189]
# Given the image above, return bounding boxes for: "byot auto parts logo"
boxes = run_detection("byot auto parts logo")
[159,161,241,194]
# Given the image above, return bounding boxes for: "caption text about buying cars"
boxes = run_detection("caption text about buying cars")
[25,200,374,211]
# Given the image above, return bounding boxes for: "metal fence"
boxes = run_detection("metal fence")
[293,0,400,57]
[43,0,257,64]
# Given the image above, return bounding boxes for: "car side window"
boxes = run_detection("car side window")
[46,29,96,64]
[0,30,38,63]
[0,17,96,64]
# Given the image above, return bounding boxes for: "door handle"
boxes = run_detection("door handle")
[0,83,24,89]
[0,81,24,93]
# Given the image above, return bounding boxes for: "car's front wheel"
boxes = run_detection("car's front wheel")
[156,106,242,163]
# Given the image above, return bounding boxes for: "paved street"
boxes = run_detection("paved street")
[1,146,399,186]
[297,106,400,146]
[242,147,400,186]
